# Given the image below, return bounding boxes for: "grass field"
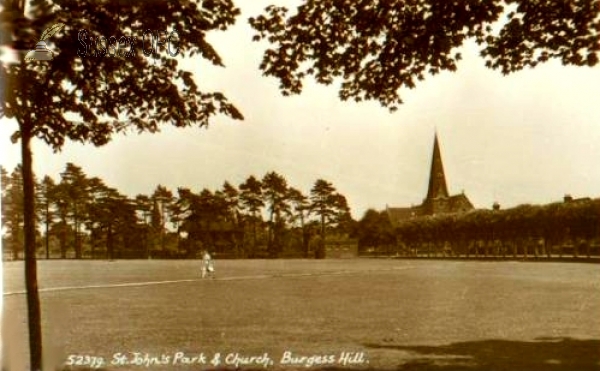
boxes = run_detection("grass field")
[3,259,600,371]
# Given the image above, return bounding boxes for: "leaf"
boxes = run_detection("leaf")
[10,130,21,143]
[40,23,65,41]
[587,52,598,67]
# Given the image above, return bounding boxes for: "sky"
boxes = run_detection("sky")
[1,1,600,220]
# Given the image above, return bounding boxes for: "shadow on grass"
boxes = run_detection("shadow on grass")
[364,337,600,371]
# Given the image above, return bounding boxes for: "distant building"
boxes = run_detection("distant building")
[386,133,474,226]
[563,194,591,203]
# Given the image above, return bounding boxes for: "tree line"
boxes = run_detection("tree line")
[356,198,600,258]
[1,163,353,260]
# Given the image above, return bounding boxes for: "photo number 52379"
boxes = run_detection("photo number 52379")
[65,354,106,369]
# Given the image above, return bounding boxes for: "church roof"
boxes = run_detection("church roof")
[386,206,419,222]
[446,193,474,210]
[386,134,474,222]
[425,133,449,200]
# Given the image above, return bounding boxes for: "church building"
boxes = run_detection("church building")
[386,134,474,225]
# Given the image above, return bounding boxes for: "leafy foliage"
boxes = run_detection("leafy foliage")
[1,165,26,260]
[1,0,244,149]
[262,171,290,256]
[1,163,356,260]
[310,179,350,258]
[357,209,395,253]
[1,1,243,369]
[36,175,55,258]
[394,198,600,257]
[239,175,264,257]
[250,0,600,110]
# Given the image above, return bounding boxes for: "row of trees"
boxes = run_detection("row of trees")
[357,199,600,258]
[6,160,597,260]
[1,163,353,260]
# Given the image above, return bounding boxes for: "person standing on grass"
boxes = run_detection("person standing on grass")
[201,250,215,279]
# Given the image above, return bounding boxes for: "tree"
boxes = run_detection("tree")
[1,165,8,195]
[239,175,264,257]
[218,181,240,222]
[86,176,110,259]
[309,179,348,259]
[134,194,153,258]
[357,209,395,254]
[36,175,56,259]
[330,192,352,234]
[1,165,25,260]
[51,180,70,258]
[197,188,219,252]
[0,166,8,255]
[59,162,89,259]
[1,166,9,236]
[261,171,290,257]
[87,183,137,260]
[287,186,311,257]
[151,185,174,257]
[250,1,600,110]
[1,1,244,369]
[101,190,136,260]
[216,181,244,256]
[176,187,230,257]
[174,187,197,257]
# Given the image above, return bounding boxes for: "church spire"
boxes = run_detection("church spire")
[425,133,449,200]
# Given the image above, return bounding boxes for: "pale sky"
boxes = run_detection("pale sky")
[1,1,600,219]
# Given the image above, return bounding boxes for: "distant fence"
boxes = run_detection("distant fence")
[360,241,600,262]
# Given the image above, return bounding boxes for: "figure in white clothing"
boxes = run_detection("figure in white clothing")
[201,250,215,279]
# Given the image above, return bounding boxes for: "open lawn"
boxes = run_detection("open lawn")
[3,259,600,371]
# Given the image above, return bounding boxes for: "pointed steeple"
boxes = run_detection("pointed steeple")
[425,133,449,200]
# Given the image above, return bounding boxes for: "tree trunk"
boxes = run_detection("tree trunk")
[559,239,564,258]
[303,230,310,258]
[585,240,590,259]
[145,227,150,259]
[59,220,67,258]
[273,219,280,257]
[267,209,274,258]
[11,233,20,260]
[21,128,43,371]
[91,228,96,259]
[45,203,50,259]
[317,213,326,259]
[300,215,310,259]
[107,225,114,260]
[252,212,257,258]
[74,214,81,259]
